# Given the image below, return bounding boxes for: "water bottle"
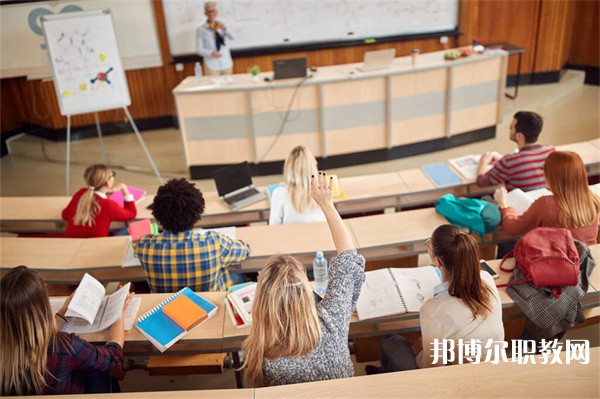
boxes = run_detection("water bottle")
[194,62,203,83]
[313,251,328,295]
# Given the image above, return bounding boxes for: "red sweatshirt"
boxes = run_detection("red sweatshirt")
[62,188,137,238]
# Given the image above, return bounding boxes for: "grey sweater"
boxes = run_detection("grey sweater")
[262,249,366,386]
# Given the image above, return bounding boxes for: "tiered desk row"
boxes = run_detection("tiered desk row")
[0,138,598,284]
[45,248,600,356]
[1,138,598,232]
[32,345,600,399]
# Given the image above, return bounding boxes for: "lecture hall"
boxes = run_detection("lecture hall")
[1,0,599,397]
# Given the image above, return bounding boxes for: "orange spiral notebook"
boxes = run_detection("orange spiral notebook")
[162,295,208,331]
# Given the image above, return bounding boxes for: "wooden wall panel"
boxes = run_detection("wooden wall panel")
[0,0,586,135]
[458,0,479,47]
[534,0,576,73]
[475,0,541,76]
[569,0,600,67]
[0,78,27,133]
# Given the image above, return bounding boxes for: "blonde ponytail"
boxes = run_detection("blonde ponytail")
[73,164,112,226]
[284,146,318,213]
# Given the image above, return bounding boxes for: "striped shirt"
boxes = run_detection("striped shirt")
[137,230,250,293]
[476,144,555,191]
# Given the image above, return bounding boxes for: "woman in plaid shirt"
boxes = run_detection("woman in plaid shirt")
[0,266,134,395]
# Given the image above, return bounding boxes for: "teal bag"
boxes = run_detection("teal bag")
[435,194,501,235]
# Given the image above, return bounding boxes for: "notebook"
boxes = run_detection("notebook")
[162,295,207,331]
[356,266,441,320]
[135,287,217,352]
[108,185,146,207]
[421,163,463,187]
[356,49,396,72]
[273,57,307,80]
[213,161,266,211]
[127,219,159,241]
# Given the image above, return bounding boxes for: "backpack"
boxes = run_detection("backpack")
[497,227,580,299]
[435,194,501,235]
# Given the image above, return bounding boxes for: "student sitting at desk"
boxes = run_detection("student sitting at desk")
[62,164,137,238]
[476,111,554,191]
[494,151,600,245]
[242,172,365,387]
[137,178,250,293]
[373,225,504,372]
[269,146,326,225]
[0,266,134,395]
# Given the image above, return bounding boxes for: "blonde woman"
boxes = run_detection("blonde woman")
[62,164,137,238]
[0,266,134,395]
[269,146,326,225]
[243,171,365,387]
[494,151,600,245]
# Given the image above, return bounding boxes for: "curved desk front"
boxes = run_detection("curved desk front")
[173,49,508,178]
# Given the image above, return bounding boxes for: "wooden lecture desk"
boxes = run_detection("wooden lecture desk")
[1,138,598,233]
[3,202,599,282]
[28,347,600,398]
[173,48,508,179]
[44,253,599,393]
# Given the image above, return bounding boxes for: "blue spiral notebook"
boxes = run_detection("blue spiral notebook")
[421,163,463,187]
[135,287,217,352]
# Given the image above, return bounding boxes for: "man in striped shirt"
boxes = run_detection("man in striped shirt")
[476,111,554,191]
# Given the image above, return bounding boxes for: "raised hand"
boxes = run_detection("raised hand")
[310,171,334,209]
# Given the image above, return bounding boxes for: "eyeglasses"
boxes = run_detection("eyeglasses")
[424,237,432,251]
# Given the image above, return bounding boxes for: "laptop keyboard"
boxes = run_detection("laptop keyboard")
[224,188,260,205]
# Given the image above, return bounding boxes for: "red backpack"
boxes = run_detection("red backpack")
[497,227,580,299]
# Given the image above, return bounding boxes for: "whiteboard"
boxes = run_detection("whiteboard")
[0,0,161,79]
[163,0,459,57]
[42,10,130,116]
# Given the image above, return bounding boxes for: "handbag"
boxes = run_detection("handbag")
[435,194,501,235]
[497,227,580,299]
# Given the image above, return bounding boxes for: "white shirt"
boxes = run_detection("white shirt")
[196,22,234,72]
[417,271,505,368]
[268,186,326,225]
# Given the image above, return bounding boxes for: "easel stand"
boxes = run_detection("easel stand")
[65,107,164,195]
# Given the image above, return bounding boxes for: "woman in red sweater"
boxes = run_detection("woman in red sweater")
[494,151,600,245]
[62,164,137,238]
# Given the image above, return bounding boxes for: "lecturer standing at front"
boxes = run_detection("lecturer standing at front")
[197,2,234,75]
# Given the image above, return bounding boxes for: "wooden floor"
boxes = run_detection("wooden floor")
[1,69,599,392]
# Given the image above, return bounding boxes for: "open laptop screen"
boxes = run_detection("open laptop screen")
[273,57,307,80]
[213,161,253,197]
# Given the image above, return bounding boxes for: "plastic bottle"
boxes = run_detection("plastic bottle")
[313,251,328,295]
[194,62,203,84]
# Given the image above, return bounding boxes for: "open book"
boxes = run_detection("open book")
[356,266,441,320]
[448,152,502,180]
[505,188,552,215]
[50,273,141,334]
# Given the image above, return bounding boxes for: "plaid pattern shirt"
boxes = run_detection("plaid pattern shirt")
[137,230,250,293]
[43,333,122,395]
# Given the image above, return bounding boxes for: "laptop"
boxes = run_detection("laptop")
[273,57,307,80]
[356,49,396,72]
[213,161,266,211]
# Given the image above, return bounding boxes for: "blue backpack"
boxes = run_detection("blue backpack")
[435,194,501,235]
